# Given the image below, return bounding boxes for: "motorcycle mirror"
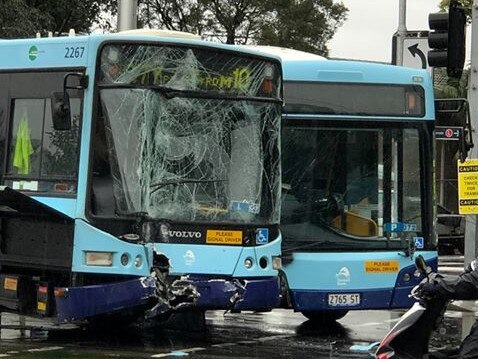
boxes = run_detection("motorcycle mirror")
[415,254,427,274]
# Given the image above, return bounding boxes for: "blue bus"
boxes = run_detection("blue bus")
[0,31,283,322]
[250,47,436,322]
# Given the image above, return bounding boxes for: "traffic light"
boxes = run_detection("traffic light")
[428,1,466,78]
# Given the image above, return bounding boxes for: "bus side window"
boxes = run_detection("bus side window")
[5,98,80,193]
[7,99,44,176]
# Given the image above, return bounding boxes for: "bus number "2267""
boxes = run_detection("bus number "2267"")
[65,47,85,59]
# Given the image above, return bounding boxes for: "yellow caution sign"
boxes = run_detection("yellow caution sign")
[206,230,242,245]
[458,159,478,214]
[4,277,18,291]
[37,301,47,312]
[365,260,399,273]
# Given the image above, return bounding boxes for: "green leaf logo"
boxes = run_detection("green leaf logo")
[28,45,38,61]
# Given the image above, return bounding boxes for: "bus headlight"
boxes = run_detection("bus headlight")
[85,251,113,266]
[244,258,254,269]
[135,255,143,268]
[272,256,282,270]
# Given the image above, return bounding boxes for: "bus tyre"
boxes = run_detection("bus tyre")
[301,310,348,323]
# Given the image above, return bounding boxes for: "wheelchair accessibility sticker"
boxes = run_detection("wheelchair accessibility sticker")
[256,228,269,244]
[414,237,424,249]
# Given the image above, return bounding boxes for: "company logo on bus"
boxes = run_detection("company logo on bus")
[336,267,351,286]
[28,45,38,61]
[168,231,202,239]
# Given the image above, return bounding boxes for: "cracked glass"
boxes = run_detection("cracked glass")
[93,44,281,225]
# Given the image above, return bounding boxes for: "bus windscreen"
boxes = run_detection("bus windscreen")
[284,82,425,117]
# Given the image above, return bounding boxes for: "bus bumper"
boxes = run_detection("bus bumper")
[191,276,280,311]
[55,276,199,322]
[289,257,438,311]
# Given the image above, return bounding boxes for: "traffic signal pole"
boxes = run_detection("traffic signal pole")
[464,0,478,266]
[396,0,407,66]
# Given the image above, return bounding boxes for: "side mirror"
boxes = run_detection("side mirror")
[51,91,71,130]
[415,254,427,274]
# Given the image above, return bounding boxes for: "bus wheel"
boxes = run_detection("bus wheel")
[301,310,348,323]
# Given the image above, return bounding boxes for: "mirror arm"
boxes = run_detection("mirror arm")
[63,73,88,91]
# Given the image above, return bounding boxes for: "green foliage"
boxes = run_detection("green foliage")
[0,0,48,38]
[0,0,115,38]
[138,0,204,34]
[137,0,348,55]
[439,0,472,22]
[433,67,469,99]
[257,0,348,56]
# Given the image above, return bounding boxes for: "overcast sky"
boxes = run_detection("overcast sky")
[328,0,442,62]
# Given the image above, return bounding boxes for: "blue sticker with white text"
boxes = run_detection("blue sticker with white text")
[384,222,417,233]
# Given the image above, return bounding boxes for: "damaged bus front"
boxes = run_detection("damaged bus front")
[0,33,282,323]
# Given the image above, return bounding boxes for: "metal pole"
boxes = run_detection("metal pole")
[464,0,478,266]
[396,0,407,66]
[117,0,138,32]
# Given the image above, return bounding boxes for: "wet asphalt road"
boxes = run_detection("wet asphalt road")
[0,308,472,358]
[0,255,473,358]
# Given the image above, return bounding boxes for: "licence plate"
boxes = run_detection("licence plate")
[327,293,361,307]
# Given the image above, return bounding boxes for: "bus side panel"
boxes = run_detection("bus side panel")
[0,188,74,271]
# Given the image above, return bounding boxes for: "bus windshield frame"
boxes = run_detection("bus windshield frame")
[88,42,282,227]
[281,117,434,252]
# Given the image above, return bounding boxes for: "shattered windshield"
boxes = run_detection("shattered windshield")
[91,44,281,225]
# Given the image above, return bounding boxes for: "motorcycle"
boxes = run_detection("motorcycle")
[375,255,449,359]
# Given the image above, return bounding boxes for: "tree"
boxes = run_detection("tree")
[439,0,472,21]
[257,0,348,56]
[0,0,115,39]
[137,0,348,54]
[0,0,48,38]
[138,0,205,35]
[434,67,469,99]
[200,0,274,44]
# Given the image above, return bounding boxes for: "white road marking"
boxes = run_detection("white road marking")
[151,347,206,358]
[27,346,63,353]
[211,343,236,348]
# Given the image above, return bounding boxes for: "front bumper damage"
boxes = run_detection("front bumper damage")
[191,276,280,311]
[55,272,199,322]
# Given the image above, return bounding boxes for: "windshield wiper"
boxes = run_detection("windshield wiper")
[150,178,226,194]
[115,210,150,219]
[283,240,359,253]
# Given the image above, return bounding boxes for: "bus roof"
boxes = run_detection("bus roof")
[0,32,282,70]
[246,46,434,121]
[283,58,432,86]
[242,45,431,86]
[241,45,326,62]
